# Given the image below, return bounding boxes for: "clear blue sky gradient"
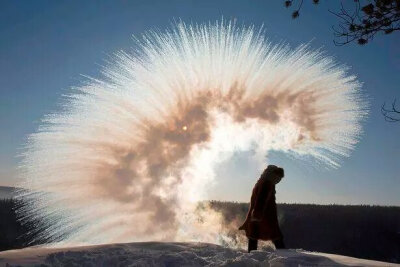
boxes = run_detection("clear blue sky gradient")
[0,1,399,205]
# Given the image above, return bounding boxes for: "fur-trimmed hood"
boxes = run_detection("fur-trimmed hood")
[261,165,284,185]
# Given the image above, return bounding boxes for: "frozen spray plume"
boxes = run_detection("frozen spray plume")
[17,21,367,246]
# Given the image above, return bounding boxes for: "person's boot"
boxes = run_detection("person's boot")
[247,238,258,252]
[273,238,285,249]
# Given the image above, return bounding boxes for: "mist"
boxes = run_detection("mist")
[16,21,367,246]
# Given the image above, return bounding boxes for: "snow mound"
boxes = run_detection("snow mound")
[0,242,397,267]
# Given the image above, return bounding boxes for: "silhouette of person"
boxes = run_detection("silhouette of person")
[239,165,285,252]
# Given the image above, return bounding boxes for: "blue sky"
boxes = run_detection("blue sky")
[0,0,399,205]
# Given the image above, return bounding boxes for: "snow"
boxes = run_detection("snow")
[0,242,398,267]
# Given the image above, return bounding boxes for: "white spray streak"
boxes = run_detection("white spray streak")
[17,21,367,245]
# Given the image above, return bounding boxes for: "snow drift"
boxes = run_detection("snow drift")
[0,242,396,267]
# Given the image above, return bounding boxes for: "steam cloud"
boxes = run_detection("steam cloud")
[17,21,367,245]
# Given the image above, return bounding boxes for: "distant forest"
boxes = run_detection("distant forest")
[1,199,399,263]
[0,199,27,251]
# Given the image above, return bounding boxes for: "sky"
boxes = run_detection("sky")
[0,0,399,205]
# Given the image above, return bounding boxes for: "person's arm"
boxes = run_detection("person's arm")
[252,182,273,220]
[239,183,258,230]
[260,184,274,217]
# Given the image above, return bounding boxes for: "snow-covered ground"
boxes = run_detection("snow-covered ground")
[0,242,398,267]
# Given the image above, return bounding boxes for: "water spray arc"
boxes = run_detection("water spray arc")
[17,21,367,245]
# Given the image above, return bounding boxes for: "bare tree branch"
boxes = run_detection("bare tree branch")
[283,1,400,123]
[283,0,400,46]
[382,99,400,122]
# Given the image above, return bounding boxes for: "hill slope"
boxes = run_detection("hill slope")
[0,242,398,267]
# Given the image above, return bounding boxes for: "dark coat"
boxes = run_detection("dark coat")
[239,176,283,241]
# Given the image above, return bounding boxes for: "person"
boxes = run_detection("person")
[238,165,285,252]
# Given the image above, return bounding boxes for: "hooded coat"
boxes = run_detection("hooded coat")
[239,166,283,241]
